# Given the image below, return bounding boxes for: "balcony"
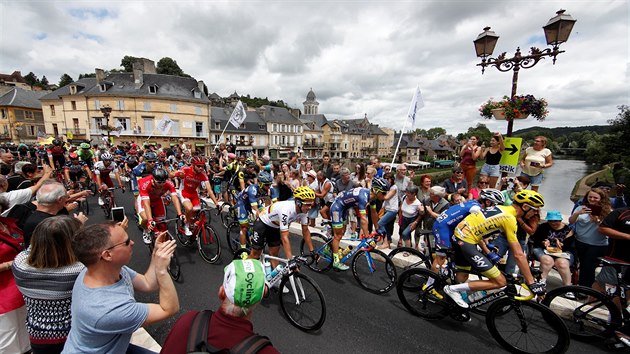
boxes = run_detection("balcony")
[303,142,324,148]
[0,133,11,140]
[63,128,87,135]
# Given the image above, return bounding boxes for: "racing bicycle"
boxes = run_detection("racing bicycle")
[175,198,221,264]
[142,218,182,281]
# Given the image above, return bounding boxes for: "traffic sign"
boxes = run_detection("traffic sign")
[499,137,522,175]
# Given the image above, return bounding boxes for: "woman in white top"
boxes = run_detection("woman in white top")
[376,173,399,249]
[519,136,553,192]
[398,185,424,251]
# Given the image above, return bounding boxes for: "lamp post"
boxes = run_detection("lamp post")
[474,9,576,136]
[99,105,113,146]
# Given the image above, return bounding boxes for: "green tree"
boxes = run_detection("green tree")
[39,75,49,88]
[413,128,428,137]
[427,127,446,139]
[78,73,96,79]
[24,72,38,87]
[156,57,185,76]
[460,123,492,145]
[58,73,74,87]
[120,55,138,72]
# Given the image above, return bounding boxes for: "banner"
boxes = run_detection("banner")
[406,86,424,128]
[156,115,174,135]
[229,100,247,128]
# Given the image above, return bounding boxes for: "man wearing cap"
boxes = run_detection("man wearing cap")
[160,259,279,354]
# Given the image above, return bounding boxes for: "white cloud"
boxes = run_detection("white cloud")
[1,0,627,134]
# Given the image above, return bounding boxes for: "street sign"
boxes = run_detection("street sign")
[499,137,522,175]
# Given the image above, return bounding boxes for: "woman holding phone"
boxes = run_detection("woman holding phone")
[519,136,553,192]
[569,188,611,287]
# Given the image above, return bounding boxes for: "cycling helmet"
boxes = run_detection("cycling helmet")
[293,186,316,201]
[126,156,138,167]
[53,139,62,146]
[371,177,391,193]
[479,188,505,205]
[152,168,169,183]
[129,149,137,155]
[69,152,79,159]
[513,190,545,209]
[245,158,256,167]
[100,152,113,161]
[80,143,90,149]
[144,151,157,162]
[191,156,206,166]
[227,153,236,159]
[258,171,273,184]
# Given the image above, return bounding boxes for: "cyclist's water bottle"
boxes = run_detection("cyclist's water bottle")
[341,246,353,256]
[269,264,284,281]
[419,239,426,252]
[461,291,469,304]
[264,260,272,280]
[468,290,487,303]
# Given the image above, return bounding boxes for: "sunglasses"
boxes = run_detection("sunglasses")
[106,237,131,250]
[478,181,489,185]
[455,171,463,174]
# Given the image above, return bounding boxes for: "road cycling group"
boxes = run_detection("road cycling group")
[11,138,630,353]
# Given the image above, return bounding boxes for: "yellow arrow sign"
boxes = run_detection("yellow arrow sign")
[499,137,522,175]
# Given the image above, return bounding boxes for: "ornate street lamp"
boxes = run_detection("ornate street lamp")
[99,105,115,145]
[474,9,576,136]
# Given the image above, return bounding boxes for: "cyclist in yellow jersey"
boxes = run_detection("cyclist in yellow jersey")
[443,190,547,308]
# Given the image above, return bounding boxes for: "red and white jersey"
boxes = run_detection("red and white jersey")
[93,161,118,176]
[177,166,208,195]
[138,175,177,203]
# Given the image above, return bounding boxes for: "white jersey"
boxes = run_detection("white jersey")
[259,200,308,231]
[93,161,119,175]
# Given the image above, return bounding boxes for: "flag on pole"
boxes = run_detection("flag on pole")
[114,120,123,137]
[406,86,424,128]
[229,100,247,128]
[156,115,174,135]
[37,129,47,139]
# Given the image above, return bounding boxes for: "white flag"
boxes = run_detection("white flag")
[406,86,424,128]
[229,100,247,128]
[114,120,124,137]
[157,115,174,135]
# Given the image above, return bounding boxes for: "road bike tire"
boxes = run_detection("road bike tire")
[388,247,432,273]
[175,219,193,247]
[197,224,221,264]
[351,249,397,294]
[102,196,111,219]
[486,298,570,354]
[541,285,621,340]
[168,247,182,281]
[299,232,333,273]
[396,268,450,320]
[279,272,326,331]
[221,203,236,229]
[226,222,242,254]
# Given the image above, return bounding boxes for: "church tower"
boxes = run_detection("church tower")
[302,88,319,115]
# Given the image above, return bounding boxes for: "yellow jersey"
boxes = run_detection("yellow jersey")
[454,205,518,245]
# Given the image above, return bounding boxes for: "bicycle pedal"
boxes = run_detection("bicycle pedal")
[450,309,471,322]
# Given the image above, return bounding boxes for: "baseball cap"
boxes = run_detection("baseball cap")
[545,210,563,221]
[223,259,267,308]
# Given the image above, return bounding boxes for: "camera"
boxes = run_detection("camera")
[111,207,125,222]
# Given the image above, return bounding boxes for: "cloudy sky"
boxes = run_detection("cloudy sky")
[1,0,628,134]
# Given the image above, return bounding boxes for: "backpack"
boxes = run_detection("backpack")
[187,310,272,354]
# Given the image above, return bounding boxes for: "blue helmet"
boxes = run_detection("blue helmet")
[258,171,273,184]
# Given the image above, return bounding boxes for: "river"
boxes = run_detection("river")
[537,158,598,217]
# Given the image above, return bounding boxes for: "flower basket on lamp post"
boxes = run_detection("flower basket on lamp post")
[480,95,548,121]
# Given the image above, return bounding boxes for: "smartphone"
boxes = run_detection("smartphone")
[618,176,626,185]
[585,203,602,217]
[530,161,541,167]
[111,207,125,222]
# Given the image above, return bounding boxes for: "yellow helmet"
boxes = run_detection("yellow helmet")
[513,190,545,208]
[293,186,316,201]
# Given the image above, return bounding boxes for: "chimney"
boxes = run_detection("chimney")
[197,80,205,93]
[95,68,105,84]
[132,61,144,89]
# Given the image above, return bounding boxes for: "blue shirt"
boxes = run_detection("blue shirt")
[433,200,481,247]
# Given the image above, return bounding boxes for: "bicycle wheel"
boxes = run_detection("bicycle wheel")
[299,232,333,273]
[279,272,326,331]
[226,222,242,254]
[197,224,221,264]
[486,298,570,354]
[396,268,450,320]
[542,285,621,340]
[388,247,432,272]
[221,203,235,229]
[168,247,182,281]
[175,219,193,246]
[102,196,111,219]
[351,249,397,294]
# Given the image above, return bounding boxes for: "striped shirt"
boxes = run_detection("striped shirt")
[12,249,84,345]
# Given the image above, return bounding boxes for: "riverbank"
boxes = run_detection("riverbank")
[570,162,618,202]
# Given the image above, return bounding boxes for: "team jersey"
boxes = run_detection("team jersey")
[433,200,481,248]
[138,175,177,204]
[77,149,94,163]
[332,188,371,214]
[230,167,248,189]
[47,145,66,157]
[259,200,308,231]
[63,160,88,175]
[454,205,518,245]
[93,161,119,176]
[237,184,263,210]
[177,166,208,195]
[132,163,153,179]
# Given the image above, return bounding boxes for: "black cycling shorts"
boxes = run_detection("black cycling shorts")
[251,219,281,250]
[452,239,501,279]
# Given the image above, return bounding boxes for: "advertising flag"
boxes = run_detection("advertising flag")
[229,100,247,128]
[406,86,424,127]
[157,115,174,135]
